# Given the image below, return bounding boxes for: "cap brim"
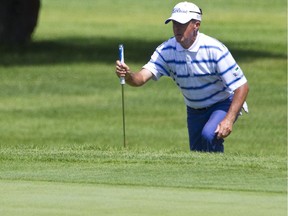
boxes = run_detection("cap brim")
[164,15,192,24]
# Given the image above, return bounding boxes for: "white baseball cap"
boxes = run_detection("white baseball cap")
[165,2,202,24]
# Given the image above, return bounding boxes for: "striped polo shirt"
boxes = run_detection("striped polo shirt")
[143,32,247,109]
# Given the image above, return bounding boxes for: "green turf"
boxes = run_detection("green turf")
[0,0,287,215]
[0,181,285,216]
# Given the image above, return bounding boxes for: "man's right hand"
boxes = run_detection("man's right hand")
[115,60,130,79]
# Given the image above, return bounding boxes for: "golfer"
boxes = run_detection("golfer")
[115,1,249,152]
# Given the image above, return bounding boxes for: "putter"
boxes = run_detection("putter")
[119,44,126,147]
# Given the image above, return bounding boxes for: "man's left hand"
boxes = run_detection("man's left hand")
[215,119,233,139]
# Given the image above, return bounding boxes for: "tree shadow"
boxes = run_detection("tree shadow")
[0,36,286,66]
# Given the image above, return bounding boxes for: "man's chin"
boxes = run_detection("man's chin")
[175,36,183,43]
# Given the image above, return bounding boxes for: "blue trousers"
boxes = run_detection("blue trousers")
[187,96,233,153]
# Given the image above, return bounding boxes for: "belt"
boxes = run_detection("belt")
[188,106,210,111]
[194,107,209,111]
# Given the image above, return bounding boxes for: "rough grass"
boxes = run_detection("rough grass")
[0,148,286,193]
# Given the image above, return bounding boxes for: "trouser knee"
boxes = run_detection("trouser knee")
[201,129,224,152]
[201,128,215,144]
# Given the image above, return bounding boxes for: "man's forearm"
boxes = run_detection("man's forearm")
[124,72,146,87]
[124,69,153,87]
[225,83,249,122]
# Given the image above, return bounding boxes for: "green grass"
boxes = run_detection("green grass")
[0,0,287,215]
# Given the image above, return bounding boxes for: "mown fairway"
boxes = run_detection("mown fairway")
[0,0,286,215]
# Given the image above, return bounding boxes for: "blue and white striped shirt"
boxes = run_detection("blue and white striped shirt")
[143,32,247,109]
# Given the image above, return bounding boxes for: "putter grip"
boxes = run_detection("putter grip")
[119,44,125,85]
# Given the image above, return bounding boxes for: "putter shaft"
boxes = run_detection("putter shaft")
[121,84,126,148]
